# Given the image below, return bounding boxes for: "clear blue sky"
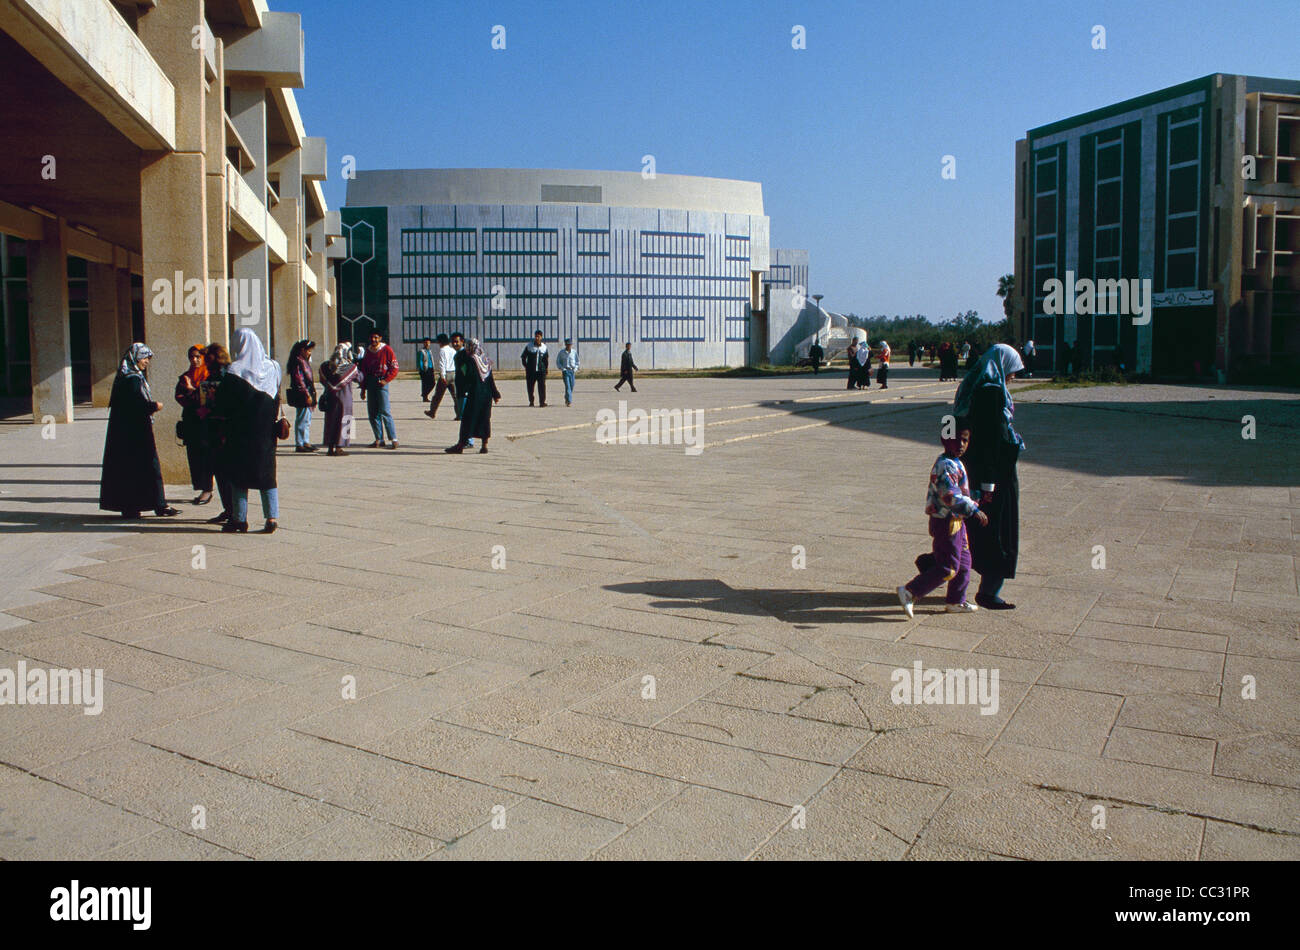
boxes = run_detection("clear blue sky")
[292,0,1299,324]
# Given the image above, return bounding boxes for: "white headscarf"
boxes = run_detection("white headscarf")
[229,328,281,398]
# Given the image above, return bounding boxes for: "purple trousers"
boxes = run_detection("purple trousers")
[906,516,971,604]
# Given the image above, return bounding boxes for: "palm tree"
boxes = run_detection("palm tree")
[996,274,1015,320]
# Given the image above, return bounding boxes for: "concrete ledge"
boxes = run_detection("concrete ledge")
[224,10,303,88]
[0,0,176,151]
[228,156,288,262]
[0,199,44,240]
[302,137,327,181]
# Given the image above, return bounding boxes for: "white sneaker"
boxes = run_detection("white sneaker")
[945,602,979,613]
[897,586,914,619]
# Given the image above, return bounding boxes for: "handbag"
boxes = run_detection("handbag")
[275,414,291,440]
[318,388,335,413]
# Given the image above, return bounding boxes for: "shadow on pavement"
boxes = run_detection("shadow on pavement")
[604,579,901,624]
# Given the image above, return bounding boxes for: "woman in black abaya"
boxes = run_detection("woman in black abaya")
[99,343,179,520]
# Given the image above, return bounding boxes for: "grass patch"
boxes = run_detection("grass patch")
[1015,370,1142,393]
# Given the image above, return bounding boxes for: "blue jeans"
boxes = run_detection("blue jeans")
[367,384,396,441]
[294,405,312,446]
[562,369,575,403]
[233,487,278,522]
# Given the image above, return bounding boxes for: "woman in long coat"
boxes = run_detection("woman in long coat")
[99,343,179,520]
[319,343,359,456]
[446,339,501,454]
[286,339,317,452]
[211,328,282,533]
[174,344,214,505]
[954,343,1025,609]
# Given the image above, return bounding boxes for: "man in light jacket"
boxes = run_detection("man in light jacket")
[556,339,579,406]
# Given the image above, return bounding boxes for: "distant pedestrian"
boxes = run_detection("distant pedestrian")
[846,340,859,390]
[615,342,638,392]
[853,339,872,388]
[1023,339,1036,378]
[175,344,214,505]
[809,338,824,374]
[99,343,178,520]
[319,343,359,456]
[876,340,891,388]
[939,342,959,381]
[286,339,317,452]
[446,339,501,454]
[521,330,549,407]
[211,328,281,534]
[451,333,473,430]
[556,338,579,406]
[426,333,457,419]
[897,420,986,617]
[908,342,916,367]
[417,338,436,402]
[359,331,398,449]
[960,341,972,364]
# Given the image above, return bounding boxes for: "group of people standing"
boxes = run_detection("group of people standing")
[845,339,890,390]
[100,328,283,533]
[99,328,649,530]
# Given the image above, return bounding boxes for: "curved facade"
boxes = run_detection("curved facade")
[339,168,775,370]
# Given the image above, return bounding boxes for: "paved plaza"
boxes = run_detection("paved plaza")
[0,367,1298,860]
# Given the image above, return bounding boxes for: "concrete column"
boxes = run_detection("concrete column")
[141,152,210,482]
[115,266,133,353]
[26,215,73,424]
[137,0,210,482]
[229,81,271,350]
[87,261,121,407]
[205,38,230,349]
[270,149,303,360]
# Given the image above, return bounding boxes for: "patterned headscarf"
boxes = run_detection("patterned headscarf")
[468,338,493,381]
[328,342,353,369]
[117,343,154,401]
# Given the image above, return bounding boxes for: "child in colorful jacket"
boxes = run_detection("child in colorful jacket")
[898,420,988,616]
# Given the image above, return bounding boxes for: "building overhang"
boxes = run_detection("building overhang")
[0,0,175,151]
[223,10,304,89]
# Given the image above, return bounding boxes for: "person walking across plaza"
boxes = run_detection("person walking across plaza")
[876,340,891,389]
[359,331,399,449]
[809,337,824,374]
[897,420,986,617]
[556,338,579,406]
[954,343,1025,610]
[417,338,437,403]
[426,333,458,419]
[522,330,549,407]
[211,328,281,534]
[286,339,317,452]
[99,343,178,520]
[446,339,501,454]
[615,342,638,392]
[175,344,214,505]
[319,343,359,456]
